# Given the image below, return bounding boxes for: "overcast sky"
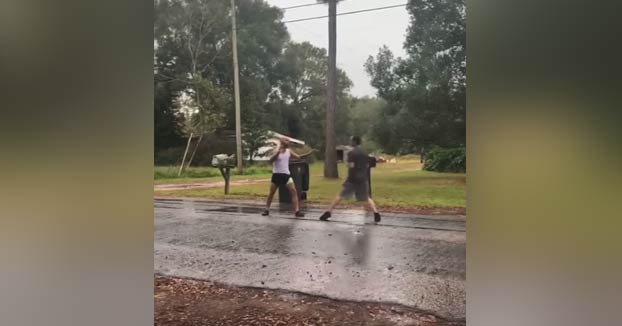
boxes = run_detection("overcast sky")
[265,0,410,97]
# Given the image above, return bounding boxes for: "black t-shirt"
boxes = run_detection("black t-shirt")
[346,146,369,183]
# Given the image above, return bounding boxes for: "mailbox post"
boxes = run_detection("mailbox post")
[219,167,231,194]
[212,154,236,194]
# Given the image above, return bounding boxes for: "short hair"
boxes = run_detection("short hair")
[351,136,362,146]
[279,137,290,148]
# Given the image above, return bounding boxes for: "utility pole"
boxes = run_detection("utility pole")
[231,0,243,174]
[324,0,339,178]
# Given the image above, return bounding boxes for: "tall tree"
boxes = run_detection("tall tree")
[154,0,289,163]
[349,96,385,142]
[365,0,466,153]
[242,114,269,165]
[154,79,185,151]
[269,41,352,154]
[155,0,231,167]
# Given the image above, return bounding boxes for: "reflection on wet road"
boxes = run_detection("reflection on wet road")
[154,199,466,320]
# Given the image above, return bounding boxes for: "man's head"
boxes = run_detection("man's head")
[350,136,362,147]
[279,137,290,148]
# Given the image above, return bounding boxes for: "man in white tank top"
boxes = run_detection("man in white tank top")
[262,137,305,217]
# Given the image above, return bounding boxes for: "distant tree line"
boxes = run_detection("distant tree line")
[154,0,465,165]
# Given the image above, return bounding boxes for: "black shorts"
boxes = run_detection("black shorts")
[271,173,292,187]
[340,180,369,201]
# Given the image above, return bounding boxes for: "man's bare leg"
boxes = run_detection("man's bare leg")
[367,197,381,222]
[366,198,379,213]
[262,183,278,215]
[287,183,304,217]
[320,195,342,221]
[327,195,342,213]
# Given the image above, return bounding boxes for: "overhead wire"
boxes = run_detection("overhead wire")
[282,3,408,24]
[280,0,350,11]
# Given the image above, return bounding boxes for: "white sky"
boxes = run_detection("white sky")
[265,0,410,97]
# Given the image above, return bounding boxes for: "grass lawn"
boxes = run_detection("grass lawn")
[154,165,272,185]
[155,158,465,209]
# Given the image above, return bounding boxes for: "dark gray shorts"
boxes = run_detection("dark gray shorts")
[340,180,369,201]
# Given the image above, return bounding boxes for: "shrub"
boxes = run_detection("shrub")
[423,147,466,173]
[154,147,185,166]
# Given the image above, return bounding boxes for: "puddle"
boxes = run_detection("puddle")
[200,206,265,214]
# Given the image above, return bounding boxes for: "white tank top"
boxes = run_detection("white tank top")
[273,149,291,174]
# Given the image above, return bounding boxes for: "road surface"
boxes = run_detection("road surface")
[154,199,466,320]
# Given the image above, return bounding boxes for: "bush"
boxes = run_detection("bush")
[423,147,466,173]
[154,147,185,166]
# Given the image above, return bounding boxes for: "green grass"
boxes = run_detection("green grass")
[155,159,466,209]
[154,165,272,185]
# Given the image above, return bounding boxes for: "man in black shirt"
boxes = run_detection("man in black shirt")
[319,136,381,223]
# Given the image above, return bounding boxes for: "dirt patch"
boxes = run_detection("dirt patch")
[155,276,464,326]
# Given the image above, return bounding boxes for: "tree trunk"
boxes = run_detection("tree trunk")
[323,0,339,178]
[186,132,204,168]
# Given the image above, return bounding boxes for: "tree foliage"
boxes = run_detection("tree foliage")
[265,42,353,156]
[154,0,288,154]
[154,79,185,150]
[365,0,466,154]
[242,115,269,165]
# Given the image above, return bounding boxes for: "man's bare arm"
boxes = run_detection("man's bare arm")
[269,147,280,164]
[290,150,301,160]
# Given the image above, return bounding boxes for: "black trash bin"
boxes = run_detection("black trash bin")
[279,160,309,203]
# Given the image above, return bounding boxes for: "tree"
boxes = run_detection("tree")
[154,79,185,151]
[155,0,231,168]
[242,115,269,165]
[268,41,352,155]
[154,0,289,165]
[183,78,230,167]
[365,0,466,154]
[349,96,385,142]
[153,1,359,166]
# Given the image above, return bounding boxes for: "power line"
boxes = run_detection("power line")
[280,0,350,10]
[282,3,408,24]
[280,2,323,10]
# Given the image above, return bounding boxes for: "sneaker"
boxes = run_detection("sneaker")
[261,210,269,216]
[295,211,305,217]
[319,211,331,221]
[374,212,381,223]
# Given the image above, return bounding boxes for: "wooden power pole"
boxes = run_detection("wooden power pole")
[324,0,339,178]
[231,0,243,174]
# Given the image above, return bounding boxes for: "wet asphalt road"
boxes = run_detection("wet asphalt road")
[154,199,466,320]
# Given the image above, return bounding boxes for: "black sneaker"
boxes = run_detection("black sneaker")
[261,210,269,216]
[295,211,305,217]
[319,211,331,221]
[374,212,381,223]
